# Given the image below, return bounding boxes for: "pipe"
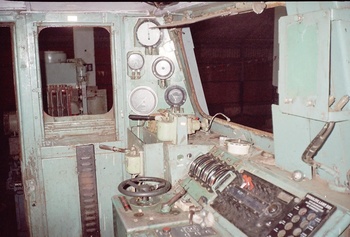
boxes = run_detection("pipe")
[302,121,335,165]
[302,95,350,183]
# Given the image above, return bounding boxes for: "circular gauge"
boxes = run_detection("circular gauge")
[127,53,144,70]
[152,57,175,80]
[136,20,162,47]
[164,85,187,107]
[129,86,158,115]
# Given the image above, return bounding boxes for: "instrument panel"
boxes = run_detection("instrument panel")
[211,171,336,237]
[188,152,337,237]
[113,150,338,237]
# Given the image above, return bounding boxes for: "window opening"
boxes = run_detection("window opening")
[190,8,279,132]
[39,26,112,117]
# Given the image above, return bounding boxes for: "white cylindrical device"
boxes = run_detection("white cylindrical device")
[226,139,252,155]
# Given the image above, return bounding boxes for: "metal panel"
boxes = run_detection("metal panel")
[42,158,82,237]
[272,105,313,179]
[285,2,350,15]
[41,144,124,237]
[278,10,330,121]
[95,152,124,237]
[143,143,165,178]
[329,10,350,122]
[165,144,213,184]
[45,63,77,85]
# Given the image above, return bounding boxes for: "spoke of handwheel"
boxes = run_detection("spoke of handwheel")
[125,180,139,189]
[157,182,165,189]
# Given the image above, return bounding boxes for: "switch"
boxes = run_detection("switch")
[162,226,171,236]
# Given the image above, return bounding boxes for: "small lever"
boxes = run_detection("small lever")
[99,144,129,153]
[189,205,202,225]
[160,187,187,213]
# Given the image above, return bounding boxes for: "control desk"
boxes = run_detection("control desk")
[113,138,349,237]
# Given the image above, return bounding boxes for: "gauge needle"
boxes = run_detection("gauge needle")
[171,94,178,102]
[135,98,146,109]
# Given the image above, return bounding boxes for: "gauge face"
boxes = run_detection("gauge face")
[129,86,158,115]
[136,20,162,47]
[152,57,175,80]
[127,53,144,70]
[164,85,187,107]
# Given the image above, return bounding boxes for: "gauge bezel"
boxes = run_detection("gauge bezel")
[164,85,187,107]
[129,86,158,115]
[152,56,175,80]
[135,19,163,48]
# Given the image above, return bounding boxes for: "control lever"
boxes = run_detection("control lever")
[160,187,187,213]
[99,144,129,153]
[189,205,202,225]
[128,114,156,120]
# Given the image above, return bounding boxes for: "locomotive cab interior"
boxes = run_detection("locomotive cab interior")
[0,1,350,237]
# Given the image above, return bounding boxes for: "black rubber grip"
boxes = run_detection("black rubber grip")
[128,114,156,120]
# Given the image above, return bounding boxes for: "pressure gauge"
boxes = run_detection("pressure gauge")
[164,85,187,107]
[127,53,144,70]
[152,57,175,80]
[129,86,158,115]
[136,20,162,47]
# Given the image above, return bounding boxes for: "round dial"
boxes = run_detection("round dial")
[164,85,187,107]
[127,53,144,70]
[136,20,162,47]
[152,57,175,80]
[129,86,158,115]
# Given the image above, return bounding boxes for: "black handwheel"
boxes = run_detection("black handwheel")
[118,177,171,197]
